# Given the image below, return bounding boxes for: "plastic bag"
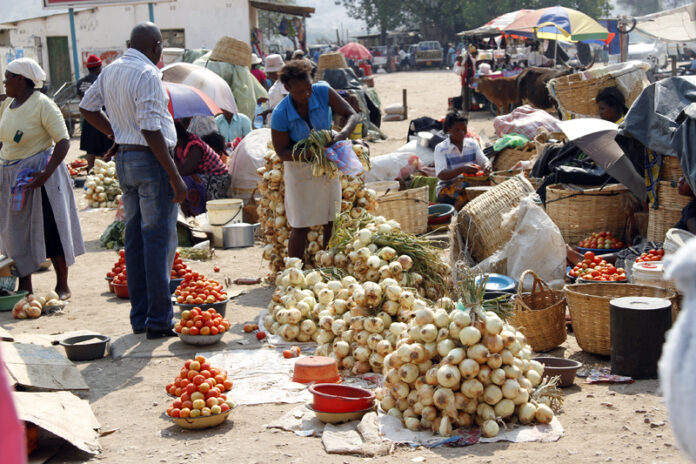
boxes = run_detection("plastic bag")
[324,140,364,176]
[659,237,696,461]
[504,196,566,284]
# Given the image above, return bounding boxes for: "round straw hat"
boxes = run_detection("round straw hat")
[209,36,252,67]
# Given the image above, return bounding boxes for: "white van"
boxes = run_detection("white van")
[628,31,667,68]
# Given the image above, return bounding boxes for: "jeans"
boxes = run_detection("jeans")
[116,150,177,331]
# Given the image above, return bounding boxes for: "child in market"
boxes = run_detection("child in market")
[434,111,491,209]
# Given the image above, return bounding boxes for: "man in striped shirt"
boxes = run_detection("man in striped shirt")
[80,22,187,339]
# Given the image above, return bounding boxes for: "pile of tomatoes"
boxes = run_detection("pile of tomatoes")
[171,252,191,279]
[165,355,234,419]
[636,249,664,263]
[66,159,87,177]
[174,307,230,336]
[462,164,486,177]
[174,272,227,305]
[578,231,624,250]
[569,251,627,282]
[106,250,126,282]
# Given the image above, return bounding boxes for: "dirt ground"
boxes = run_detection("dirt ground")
[1,70,689,463]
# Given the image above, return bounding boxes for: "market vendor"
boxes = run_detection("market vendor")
[596,87,627,124]
[434,111,491,209]
[215,109,252,144]
[675,176,696,234]
[174,118,230,217]
[271,59,360,260]
[0,58,85,299]
[77,54,112,171]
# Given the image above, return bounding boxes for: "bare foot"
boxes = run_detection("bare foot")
[56,287,71,300]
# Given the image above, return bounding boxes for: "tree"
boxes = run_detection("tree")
[336,0,406,44]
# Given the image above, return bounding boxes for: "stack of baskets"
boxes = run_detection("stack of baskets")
[545,183,632,245]
[209,36,252,67]
[509,270,567,352]
[564,283,678,355]
[451,176,535,263]
[492,142,537,171]
[647,156,687,241]
[375,186,429,235]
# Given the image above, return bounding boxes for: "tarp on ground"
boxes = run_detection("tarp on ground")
[635,2,696,43]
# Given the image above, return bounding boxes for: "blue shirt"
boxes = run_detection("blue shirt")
[271,82,331,143]
[215,113,252,143]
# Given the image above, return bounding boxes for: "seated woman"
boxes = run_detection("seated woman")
[174,119,230,216]
[434,111,491,209]
[596,87,628,124]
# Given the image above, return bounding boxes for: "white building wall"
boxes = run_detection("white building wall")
[4,0,250,85]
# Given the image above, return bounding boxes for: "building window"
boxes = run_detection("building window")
[161,29,185,48]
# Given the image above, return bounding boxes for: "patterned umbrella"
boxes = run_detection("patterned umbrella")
[339,42,372,60]
[458,9,534,36]
[504,6,609,42]
[162,63,237,114]
[163,82,222,119]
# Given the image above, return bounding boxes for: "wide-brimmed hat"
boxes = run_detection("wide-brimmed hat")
[86,54,102,69]
[265,54,284,72]
[251,53,262,65]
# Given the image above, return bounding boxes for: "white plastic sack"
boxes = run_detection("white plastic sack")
[395,140,436,166]
[229,128,271,194]
[363,151,412,183]
[660,236,696,461]
[504,196,566,284]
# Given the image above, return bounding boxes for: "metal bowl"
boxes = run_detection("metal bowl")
[178,332,224,346]
[176,298,228,317]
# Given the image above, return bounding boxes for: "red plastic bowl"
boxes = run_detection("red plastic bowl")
[308,383,375,413]
[112,283,130,299]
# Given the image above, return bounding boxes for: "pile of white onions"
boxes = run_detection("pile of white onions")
[264,257,454,375]
[314,215,451,300]
[257,148,377,273]
[84,159,121,208]
[378,304,558,437]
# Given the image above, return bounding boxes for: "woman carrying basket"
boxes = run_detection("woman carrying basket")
[270,59,360,260]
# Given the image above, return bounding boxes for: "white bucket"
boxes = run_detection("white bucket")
[631,261,665,288]
[664,228,695,256]
[207,199,243,226]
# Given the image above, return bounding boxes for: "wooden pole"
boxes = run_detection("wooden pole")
[402,88,408,120]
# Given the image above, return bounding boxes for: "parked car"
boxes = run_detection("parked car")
[415,41,443,68]
[629,31,668,69]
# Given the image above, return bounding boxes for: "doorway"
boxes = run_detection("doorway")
[46,36,72,91]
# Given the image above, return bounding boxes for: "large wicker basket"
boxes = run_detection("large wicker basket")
[656,180,690,210]
[545,184,632,245]
[375,186,429,235]
[509,270,567,352]
[548,63,648,117]
[492,143,537,171]
[647,206,683,242]
[451,176,535,263]
[564,283,677,356]
[490,169,542,190]
[660,156,682,182]
[317,52,347,70]
[534,131,567,158]
[209,36,252,67]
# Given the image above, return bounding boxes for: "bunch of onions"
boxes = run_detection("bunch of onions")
[265,258,453,375]
[257,148,376,274]
[379,302,559,437]
[84,159,121,208]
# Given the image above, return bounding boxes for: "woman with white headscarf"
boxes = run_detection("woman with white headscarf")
[0,58,84,299]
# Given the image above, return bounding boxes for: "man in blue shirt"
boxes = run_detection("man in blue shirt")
[215,110,252,143]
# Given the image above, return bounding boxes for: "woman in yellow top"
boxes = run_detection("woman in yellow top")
[0,58,84,299]
[596,87,627,124]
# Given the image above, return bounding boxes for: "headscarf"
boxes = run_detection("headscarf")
[6,58,46,88]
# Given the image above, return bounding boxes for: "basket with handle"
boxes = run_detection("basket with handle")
[508,270,567,352]
[375,186,429,235]
[564,283,678,356]
[490,169,542,190]
[492,143,537,171]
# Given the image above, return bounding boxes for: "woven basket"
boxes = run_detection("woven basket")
[209,36,252,67]
[564,283,677,356]
[656,180,691,210]
[490,169,542,190]
[647,206,683,242]
[509,270,567,352]
[365,181,399,196]
[492,143,537,171]
[318,52,347,70]
[452,176,535,262]
[545,184,631,245]
[548,65,646,117]
[660,156,682,182]
[534,131,567,158]
[375,186,429,235]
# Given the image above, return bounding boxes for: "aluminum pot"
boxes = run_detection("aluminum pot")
[222,222,258,248]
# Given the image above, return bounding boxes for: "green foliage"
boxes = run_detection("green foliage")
[336,0,406,39]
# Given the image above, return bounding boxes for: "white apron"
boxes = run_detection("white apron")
[283,161,341,228]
